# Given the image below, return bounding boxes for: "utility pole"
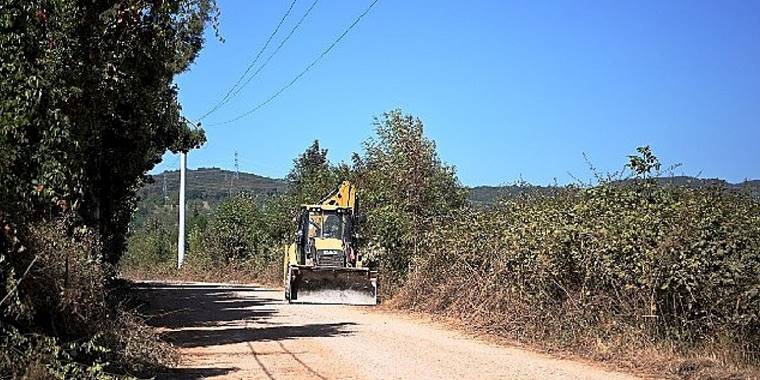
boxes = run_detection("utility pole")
[177,152,186,269]
[162,172,168,205]
[231,150,239,195]
[234,150,240,180]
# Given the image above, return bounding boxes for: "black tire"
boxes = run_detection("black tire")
[290,279,298,301]
[285,266,297,302]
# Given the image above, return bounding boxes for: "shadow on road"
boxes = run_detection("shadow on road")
[134,281,357,377]
[137,283,279,329]
[155,367,238,380]
[165,322,357,348]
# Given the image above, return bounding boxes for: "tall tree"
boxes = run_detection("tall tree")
[0,0,216,264]
[353,110,466,283]
[287,140,338,204]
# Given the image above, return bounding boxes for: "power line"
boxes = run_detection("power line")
[227,0,321,100]
[208,0,381,127]
[196,0,299,122]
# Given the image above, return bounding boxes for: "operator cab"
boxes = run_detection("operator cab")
[297,205,355,268]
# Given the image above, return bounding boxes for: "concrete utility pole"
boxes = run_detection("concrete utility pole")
[162,172,168,204]
[177,152,187,269]
[234,150,240,180]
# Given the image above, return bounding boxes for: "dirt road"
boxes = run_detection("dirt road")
[137,281,640,380]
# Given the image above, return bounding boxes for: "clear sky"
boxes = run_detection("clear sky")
[153,0,760,186]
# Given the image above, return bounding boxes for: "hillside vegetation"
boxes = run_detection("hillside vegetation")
[138,167,286,205]
[141,169,760,213]
[469,177,760,207]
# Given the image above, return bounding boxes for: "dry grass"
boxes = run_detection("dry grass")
[388,184,760,380]
[388,293,759,380]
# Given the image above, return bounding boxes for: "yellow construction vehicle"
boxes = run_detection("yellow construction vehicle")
[283,181,378,305]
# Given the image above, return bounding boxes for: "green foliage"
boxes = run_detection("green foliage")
[0,0,212,265]
[1,323,114,380]
[204,194,268,263]
[133,167,287,229]
[352,110,466,285]
[287,140,340,205]
[1,218,176,378]
[397,148,760,368]
[122,207,179,272]
[1,0,219,376]
[627,145,661,178]
[123,192,286,279]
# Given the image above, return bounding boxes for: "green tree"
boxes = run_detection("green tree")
[0,0,219,376]
[0,0,214,266]
[205,194,267,263]
[353,110,466,284]
[287,140,339,204]
[261,140,341,248]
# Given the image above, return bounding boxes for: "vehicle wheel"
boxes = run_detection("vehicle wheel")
[289,269,298,301]
[285,266,297,302]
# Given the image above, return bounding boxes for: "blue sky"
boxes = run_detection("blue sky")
[153,0,760,186]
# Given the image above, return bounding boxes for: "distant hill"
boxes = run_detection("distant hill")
[139,167,288,206]
[139,168,759,209]
[468,177,760,206]
[467,185,557,206]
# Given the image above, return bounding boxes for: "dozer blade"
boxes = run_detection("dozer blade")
[289,267,377,305]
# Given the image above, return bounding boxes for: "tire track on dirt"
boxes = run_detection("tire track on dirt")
[275,340,328,380]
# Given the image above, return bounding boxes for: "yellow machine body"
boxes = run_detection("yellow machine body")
[283,181,377,305]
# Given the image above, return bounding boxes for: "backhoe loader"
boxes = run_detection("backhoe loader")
[283,181,378,305]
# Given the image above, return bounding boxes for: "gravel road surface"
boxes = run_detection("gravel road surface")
[137,281,640,380]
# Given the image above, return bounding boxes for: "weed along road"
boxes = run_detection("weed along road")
[138,281,640,380]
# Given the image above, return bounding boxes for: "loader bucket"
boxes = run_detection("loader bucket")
[289,267,377,305]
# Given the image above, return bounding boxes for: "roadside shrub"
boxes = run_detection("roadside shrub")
[122,210,178,275]
[204,194,267,263]
[396,152,760,375]
[1,218,176,378]
[121,193,282,283]
[352,110,466,291]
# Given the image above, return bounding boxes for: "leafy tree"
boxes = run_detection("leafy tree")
[260,140,341,248]
[353,110,466,284]
[123,213,177,270]
[0,0,215,266]
[205,194,267,263]
[259,194,296,245]
[287,140,339,204]
[0,0,219,376]
[627,145,661,179]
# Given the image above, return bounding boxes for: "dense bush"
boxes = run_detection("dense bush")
[1,218,176,378]
[121,207,180,276]
[351,110,466,290]
[395,150,760,374]
[122,194,282,283]
[1,0,219,376]
[203,194,273,263]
